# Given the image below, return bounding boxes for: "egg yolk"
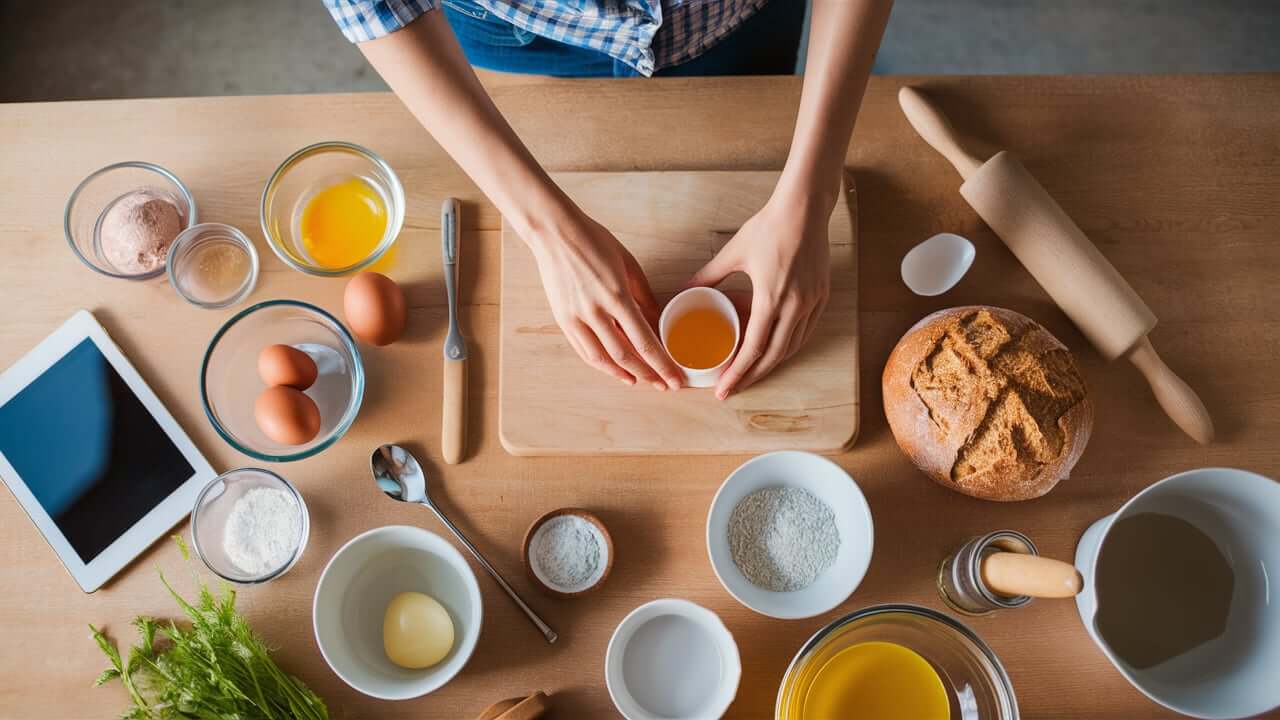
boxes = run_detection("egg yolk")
[299,176,387,269]
[383,591,455,669]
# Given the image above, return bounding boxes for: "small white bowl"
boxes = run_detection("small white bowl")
[659,287,740,388]
[706,451,874,619]
[605,598,741,720]
[313,525,482,700]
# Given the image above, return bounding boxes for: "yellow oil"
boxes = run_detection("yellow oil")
[299,176,388,269]
[665,308,735,369]
[794,642,950,720]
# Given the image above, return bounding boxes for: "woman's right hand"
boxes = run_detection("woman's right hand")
[527,210,685,391]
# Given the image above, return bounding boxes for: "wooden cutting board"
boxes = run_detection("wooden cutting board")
[499,171,858,455]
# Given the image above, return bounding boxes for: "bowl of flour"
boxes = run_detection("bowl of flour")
[190,467,309,584]
[706,451,873,619]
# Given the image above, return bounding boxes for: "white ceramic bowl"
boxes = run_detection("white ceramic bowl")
[706,451,873,619]
[605,598,741,720]
[313,525,482,700]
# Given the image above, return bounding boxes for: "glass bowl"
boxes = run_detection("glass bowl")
[65,161,197,280]
[166,222,259,309]
[776,604,1019,720]
[202,300,364,462]
[259,141,404,277]
[191,468,309,584]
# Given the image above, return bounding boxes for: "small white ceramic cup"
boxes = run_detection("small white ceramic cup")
[605,598,741,720]
[1074,468,1280,719]
[658,287,741,388]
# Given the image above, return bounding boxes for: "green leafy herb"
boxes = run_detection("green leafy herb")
[91,537,328,719]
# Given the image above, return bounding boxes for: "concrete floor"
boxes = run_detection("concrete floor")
[1,0,1278,102]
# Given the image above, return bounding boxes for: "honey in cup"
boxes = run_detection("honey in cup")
[660,287,740,387]
[666,308,736,370]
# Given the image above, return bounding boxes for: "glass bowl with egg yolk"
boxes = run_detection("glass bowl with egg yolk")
[775,604,1019,720]
[260,141,405,277]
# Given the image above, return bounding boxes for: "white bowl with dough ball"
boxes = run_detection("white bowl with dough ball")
[312,525,482,700]
[706,451,874,619]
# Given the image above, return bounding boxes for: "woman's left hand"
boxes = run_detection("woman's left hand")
[686,190,832,400]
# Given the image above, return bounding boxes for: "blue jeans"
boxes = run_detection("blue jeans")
[441,0,804,77]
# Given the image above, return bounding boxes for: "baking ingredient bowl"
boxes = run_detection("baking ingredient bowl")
[313,525,483,700]
[606,598,741,720]
[202,299,363,462]
[260,141,404,277]
[190,467,309,584]
[776,604,1019,719]
[65,161,196,280]
[166,222,259,308]
[706,451,873,619]
[522,508,614,597]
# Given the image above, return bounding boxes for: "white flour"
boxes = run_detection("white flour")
[222,487,302,576]
[728,486,840,592]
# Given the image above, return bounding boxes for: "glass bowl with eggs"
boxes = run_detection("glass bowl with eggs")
[201,299,364,462]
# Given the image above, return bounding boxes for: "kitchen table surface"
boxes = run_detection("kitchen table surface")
[1,74,1277,720]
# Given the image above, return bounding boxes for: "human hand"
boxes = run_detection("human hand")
[687,193,832,399]
[528,210,684,390]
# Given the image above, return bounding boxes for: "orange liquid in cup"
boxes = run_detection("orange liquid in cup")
[666,308,735,370]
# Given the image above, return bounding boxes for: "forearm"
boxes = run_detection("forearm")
[358,11,575,245]
[778,0,893,210]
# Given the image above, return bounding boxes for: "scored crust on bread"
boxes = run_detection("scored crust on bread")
[882,306,1093,501]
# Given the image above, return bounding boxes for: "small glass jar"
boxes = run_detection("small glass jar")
[190,468,310,584]
[166,222,259,308]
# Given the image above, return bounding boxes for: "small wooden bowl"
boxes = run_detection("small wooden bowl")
[521,508,614,598]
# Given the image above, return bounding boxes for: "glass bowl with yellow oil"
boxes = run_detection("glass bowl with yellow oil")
[260,141,405,276]
[776,604,1018,720]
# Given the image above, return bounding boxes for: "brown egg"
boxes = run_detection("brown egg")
[254,385,321,445]
[257,344,318,390]
[343,271,406,346]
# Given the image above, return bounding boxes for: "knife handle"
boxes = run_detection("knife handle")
[443,358,467,464]
[898,86,984,180]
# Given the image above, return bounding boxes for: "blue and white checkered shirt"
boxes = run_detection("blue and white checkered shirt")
[325,0,770,76]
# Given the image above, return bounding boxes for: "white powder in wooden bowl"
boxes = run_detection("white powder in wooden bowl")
[529,515,607,593]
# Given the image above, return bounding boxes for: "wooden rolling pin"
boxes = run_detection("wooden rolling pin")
[898,86,1214,444]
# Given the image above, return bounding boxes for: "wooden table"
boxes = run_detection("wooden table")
[1,75,1277,720]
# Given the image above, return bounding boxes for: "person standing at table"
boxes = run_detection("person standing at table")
[324,0,893,398]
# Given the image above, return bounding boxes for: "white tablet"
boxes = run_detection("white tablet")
[0,310,215,592]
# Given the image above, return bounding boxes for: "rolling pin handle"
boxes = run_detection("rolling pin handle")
[898,86,985,180]
[1126,336,1215,444]
[980,551,1083,600]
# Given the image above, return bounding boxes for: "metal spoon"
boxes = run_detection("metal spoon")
[371,444,558,643]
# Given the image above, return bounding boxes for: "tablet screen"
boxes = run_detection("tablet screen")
[0,338,193,563]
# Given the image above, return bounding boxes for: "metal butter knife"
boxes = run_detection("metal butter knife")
[441,198,467,464]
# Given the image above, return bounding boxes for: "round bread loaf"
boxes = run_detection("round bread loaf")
[883,306,1093,501]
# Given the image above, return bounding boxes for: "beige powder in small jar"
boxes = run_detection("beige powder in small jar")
[99,189,183,274]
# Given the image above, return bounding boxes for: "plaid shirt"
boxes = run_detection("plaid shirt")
[324,0,770,76]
